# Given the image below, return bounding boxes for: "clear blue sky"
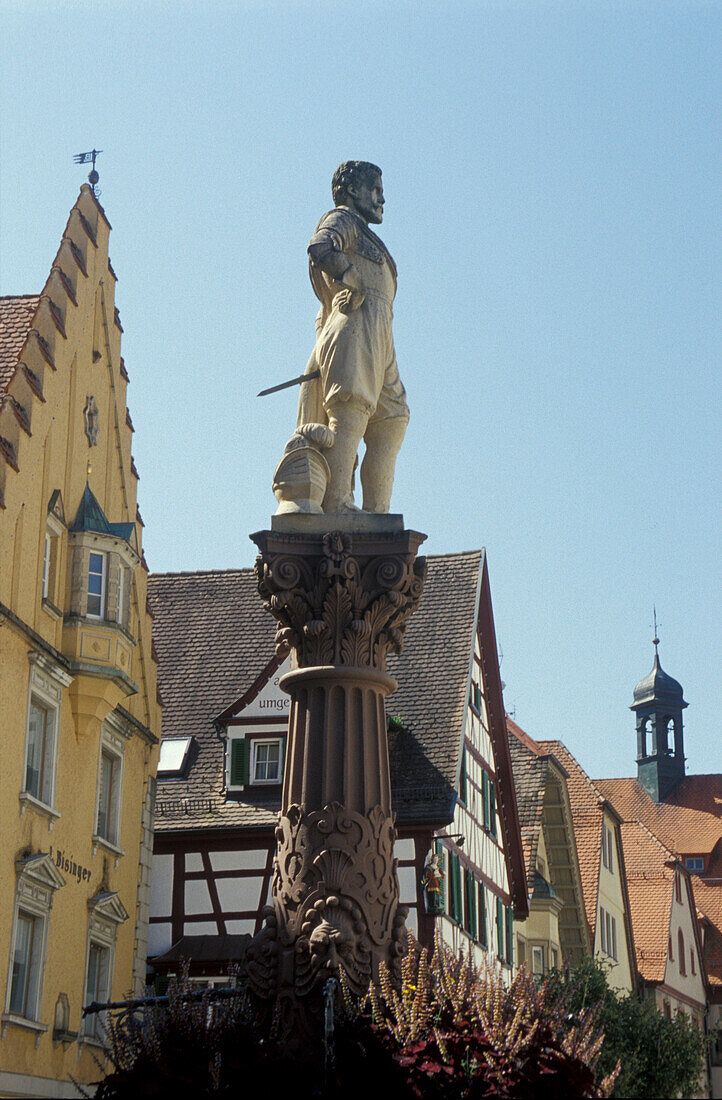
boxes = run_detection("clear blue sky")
[1,1,719,780]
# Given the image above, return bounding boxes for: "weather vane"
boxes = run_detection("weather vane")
[73,149,102,195]
[652,605,661,654]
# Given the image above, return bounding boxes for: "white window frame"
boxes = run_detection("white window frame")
[2,854,65,1037]
[87,550,107,620]
[250,737,284,785]
[19,655,70,821]
[81,891,128,1045]
[531,945,544,977]
[599,905,607,953]
[42,533,51,599]
[157,737,193,777]
[23,696,57,808]
[92,718,128,857]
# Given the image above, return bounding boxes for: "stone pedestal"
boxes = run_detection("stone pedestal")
[245,522,426,1032]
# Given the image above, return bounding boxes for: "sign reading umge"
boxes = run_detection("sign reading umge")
[50,845,92,884]
[228,658,291,790]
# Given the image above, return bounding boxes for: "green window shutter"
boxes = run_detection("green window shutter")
[506,907,514,966]
[459,748,467,806]
[496,897,504,959]
[489,779,497,837]
[230,738,249,787]
[479,884,487,947]
[482,770,490,830]
[467,870,477,939]
[450,853,462,923]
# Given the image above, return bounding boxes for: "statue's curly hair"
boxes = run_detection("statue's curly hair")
[332,161,382,205]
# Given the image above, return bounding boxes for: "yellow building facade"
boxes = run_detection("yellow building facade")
[0,185,160,1097]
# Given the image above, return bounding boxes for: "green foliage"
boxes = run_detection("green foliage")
[545,957,708,1099]
[339,934,616,1098]
[87,944,616,1098]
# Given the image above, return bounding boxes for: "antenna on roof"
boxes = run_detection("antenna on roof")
[73,149,103,196]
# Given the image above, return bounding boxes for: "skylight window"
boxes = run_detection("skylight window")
[157,738,192,776]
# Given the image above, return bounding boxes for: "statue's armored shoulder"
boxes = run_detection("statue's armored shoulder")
[309,208,360,257]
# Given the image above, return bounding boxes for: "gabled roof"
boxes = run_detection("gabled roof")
[619,820,676,983]
[148,551,483,832]
[507,721,588,955]
[596,775,722,857]
[596,773,722,988]
[0,295,40,395]
[507,722,550,887]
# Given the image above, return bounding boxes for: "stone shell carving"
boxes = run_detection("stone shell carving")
[245,801,408,1002]
[256,532,426,672]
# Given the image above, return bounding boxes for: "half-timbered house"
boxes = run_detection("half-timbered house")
[147,550,528,983]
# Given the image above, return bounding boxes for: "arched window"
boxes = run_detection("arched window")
[678,929,686,975]
[668,934,674,960]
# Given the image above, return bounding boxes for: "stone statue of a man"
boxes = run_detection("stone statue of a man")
[297,161,409,514]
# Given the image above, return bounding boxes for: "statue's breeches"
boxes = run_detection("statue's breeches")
[316,296,408,420]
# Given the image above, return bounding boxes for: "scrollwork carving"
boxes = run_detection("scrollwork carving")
[255,532,426,670]
[247,801,407,1001]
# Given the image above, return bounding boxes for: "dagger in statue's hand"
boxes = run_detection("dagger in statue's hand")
[257,370,320,398]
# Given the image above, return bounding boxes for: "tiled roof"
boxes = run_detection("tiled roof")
[0,295,40,395]
[595,775,722,856]
[537,740,606,943]
[507,723,549,887]
[596,773,722,989]
[621,820,674,983]
[148,551,481,833]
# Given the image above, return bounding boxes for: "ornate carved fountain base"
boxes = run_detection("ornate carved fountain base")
[245,524,426,1033]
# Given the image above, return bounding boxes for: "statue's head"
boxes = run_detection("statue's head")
[332,161,384,224]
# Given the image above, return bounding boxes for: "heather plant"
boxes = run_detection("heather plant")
[333,933,617,1098]
[83,942,616,1098]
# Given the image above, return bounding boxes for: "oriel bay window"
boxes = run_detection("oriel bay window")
[87,551,106,618]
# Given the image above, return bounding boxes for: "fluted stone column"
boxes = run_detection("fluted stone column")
[245,522,426,1030]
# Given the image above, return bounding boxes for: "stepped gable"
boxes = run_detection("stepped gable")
[0,296,40,394]
[148,551,483,832]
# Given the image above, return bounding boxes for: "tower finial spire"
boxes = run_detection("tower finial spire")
[652,605,660,656]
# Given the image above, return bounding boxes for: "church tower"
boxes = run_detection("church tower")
[631,635,687,802]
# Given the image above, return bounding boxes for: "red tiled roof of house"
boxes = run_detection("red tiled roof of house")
[622,820,674,983]
[596,773,722,990]
[0,295,40,395]
[595,775,722,856]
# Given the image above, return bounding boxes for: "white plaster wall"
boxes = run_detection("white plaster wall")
[225,919,256,935]
[147,921,172,957]
[397,865,417,904]
[215,877,263,913]
[394,839,415,861]
[149,853,173,921]
[184,879,213,914]
[210,848,268,872]
[241,657,291,717]
[185,852,203,872]
[663,871,707,1007]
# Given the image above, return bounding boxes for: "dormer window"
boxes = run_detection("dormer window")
[251,739,282,784]
[87,552,106,619]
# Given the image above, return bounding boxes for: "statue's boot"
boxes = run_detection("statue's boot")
[324,401,368,513]
[360,416,408,513]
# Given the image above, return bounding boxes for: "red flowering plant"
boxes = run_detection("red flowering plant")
[334,933,618,1099]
